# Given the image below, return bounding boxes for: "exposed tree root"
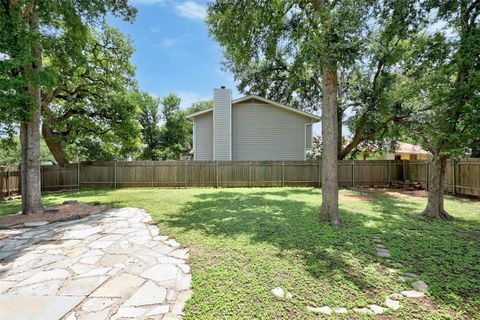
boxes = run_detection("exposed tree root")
[421,208,454,221]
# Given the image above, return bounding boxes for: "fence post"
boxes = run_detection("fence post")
[184,161,187,187]
[40,165,43,193]
[452,162,456,195]
[215,161,219,188]
[151,162,154,188]
[77,162,80,190]
[318,161,321,188]
[282,161,285,187]
[425,161,429,191]
[387,161,390,186]
[350,160,354,187]
[114,162,117,189]
[248,162,252,187]
[6,167,10,198]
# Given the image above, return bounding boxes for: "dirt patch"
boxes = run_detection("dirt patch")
[339,192,371,202]
[0,201,109,228]
[352,187,429,200]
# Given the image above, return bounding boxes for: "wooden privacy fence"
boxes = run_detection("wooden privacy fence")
[1,159,480,198]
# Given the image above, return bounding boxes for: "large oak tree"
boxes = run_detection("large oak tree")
[0,0,136,214]
[207,0,418,226]
[399,0,480,219]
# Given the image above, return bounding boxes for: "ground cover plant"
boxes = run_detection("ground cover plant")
[1,188,479,319]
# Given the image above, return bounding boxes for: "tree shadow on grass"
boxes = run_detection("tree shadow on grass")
[164,188,480,315]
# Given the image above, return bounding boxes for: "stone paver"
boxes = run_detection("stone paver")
[401,290,425,298]
[0,207,192,320]
[412,280,428,292]
[307,306,332,315]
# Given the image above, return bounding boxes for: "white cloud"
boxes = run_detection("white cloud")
[160,34,191,47]
[150,25,161,33]
[176,91,210,109]
[174,1,206,21]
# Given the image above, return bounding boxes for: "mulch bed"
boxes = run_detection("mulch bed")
[0,201,110,229]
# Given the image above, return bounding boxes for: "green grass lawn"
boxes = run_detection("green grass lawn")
[1,188,479,319]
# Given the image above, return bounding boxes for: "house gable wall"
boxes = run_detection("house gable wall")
[232,102,314,160]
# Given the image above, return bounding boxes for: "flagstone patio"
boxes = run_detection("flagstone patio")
[0,207,192,320]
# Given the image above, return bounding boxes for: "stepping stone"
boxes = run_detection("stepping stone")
[271,287,284,299]
[124,281,167,306]
[389,293,404,300]
[16,269,70,287]
[141,264,178,288]
[62,226,103,240]
[401,272,418,278]
[112,306,146,319]
[353,307,374,314]
[178,264,190,274]
[80,297,119,312]
[76,267,112,278]
[377,249,391,258]
[58,276,108,296]
[376,244,386,249]
[0,294,83,320]
[9,279,63,296]
[372,238,382,243]
[392,262,404,268]
[171,290,193,315]
[146,305,170,316]
[369,304,388,314]
[91,273,145,298]
[24,221,49,227]
[175,271,192,291]
[169,248,189,260]
[399,275,416,282]
[385,298,401,310]
[412,280,428,292]
[307,306,332,315]
[401,290,425,298]
[334,307,348,314]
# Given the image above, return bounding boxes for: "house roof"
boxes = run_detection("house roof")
[393,142,430,155]
[186,95,321,121]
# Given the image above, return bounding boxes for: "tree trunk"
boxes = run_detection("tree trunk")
[42,123,69,166]
[337,109,343,160]
[319,65,340,226]
[421,154,453,220]
[21,7,43,215]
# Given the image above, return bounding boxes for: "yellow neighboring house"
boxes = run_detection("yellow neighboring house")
[384,142,431,160]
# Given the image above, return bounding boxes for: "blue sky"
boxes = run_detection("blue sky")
[108,0,240,108]
[109,0,322,135]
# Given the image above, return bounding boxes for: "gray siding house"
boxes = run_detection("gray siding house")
[187,87,321,160]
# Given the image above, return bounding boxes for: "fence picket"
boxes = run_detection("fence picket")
[1,159,480,198]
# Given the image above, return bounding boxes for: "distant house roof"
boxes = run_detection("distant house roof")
[186,95,321,121]
[393,142,430,155]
